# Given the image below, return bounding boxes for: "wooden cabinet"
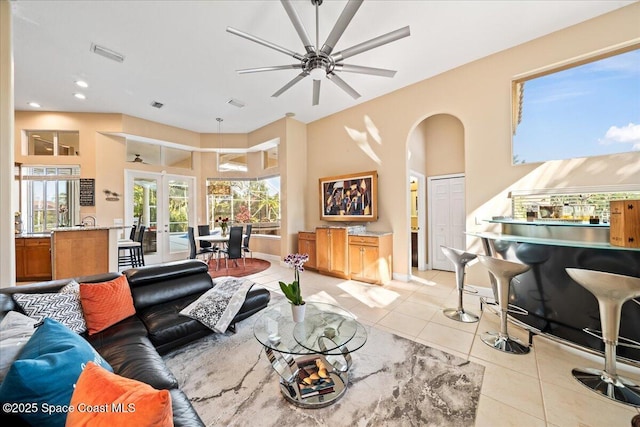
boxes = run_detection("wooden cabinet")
[315,227,349,279]
[52,229,109,279]
[298,232,317,270]
[348,234,393,284]
[16,237,52,281]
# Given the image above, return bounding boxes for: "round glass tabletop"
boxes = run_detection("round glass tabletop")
[253,301,368,356]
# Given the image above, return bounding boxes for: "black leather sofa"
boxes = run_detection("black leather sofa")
[0,259,271,427]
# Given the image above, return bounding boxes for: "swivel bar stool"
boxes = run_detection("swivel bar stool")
[441,246,479,323]
[477,255,531,354]
[566,268,640,407]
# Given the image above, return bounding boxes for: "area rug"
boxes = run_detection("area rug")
[163,311,484,426]
[207,258,270,279]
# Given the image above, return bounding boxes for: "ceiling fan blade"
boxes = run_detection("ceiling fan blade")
[227,27,304,61]
[320,0,363,55]
[327,72,361,100]
[237,64,303,74]
[312,79,321,106]
[332,26,410,62]
[333,64,397,78]
[281,0,314,53]
[272,72,308,98]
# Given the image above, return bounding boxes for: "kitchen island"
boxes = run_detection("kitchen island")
[50,226,127,279]
[469,219,640,363]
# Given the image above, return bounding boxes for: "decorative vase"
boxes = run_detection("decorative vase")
[291,303,306,323]
[221,227,228,237]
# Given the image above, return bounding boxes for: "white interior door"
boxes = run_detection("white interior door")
[429,174,465,271]
[125,171,195,265]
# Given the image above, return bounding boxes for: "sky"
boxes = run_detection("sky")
[513,48,640,164]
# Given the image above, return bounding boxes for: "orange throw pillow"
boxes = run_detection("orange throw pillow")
[66,362,173,427]
[80,275,136,335]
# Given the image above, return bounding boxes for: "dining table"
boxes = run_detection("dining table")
[195,232,246,270]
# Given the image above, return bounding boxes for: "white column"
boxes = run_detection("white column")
[0,0,15,287]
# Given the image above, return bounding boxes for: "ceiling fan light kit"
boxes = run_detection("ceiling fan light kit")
[227,0,410,106]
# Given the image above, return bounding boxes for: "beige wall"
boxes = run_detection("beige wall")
[8,3,640,282]
[305,3,640,280]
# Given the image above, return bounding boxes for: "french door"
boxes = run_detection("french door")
[428,174,465,271]
[124,171,196,264]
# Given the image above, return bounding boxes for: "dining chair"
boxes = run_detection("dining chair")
[197,224,217,252]
[188,227,215,262]
[242,224,253,261]
[220,225,244,272]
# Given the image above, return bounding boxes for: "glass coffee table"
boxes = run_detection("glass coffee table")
[253,301,367,408]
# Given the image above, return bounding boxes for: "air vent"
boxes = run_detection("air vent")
[227,98,245,108]
[90,43,125,63]
[150,101,164,109]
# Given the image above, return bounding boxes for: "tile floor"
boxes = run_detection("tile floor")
[245,258,640,427]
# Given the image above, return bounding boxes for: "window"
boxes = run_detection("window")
[512,47,640,164]
[218,153,248,172]
[21,166,80,232]
[126,140,193,169]
[206,177,280,236]
[263,146,278,169]
[25,131,79,156]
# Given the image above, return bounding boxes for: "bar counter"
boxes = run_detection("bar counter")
[469,220,640,363]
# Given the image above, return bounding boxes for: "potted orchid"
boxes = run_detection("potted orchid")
[279,253,309,322]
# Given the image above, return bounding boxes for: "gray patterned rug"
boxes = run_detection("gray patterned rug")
[163,309,484,427]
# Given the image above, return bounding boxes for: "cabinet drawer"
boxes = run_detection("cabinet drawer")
[299,232,316,241]
[15,238,26,247]
[24,238,51,247]
[348,235,379,246]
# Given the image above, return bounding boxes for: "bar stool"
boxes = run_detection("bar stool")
[566,268,640,407]
[441,246,479,323]
[477,255,531,354]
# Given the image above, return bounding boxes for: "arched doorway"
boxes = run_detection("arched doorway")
[407,113,465,274]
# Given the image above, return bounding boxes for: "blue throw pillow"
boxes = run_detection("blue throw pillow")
[0,318,112,427]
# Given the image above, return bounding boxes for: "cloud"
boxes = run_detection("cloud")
[599,123,640,150]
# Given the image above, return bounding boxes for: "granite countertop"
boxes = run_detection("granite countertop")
[350,231,393,236]
[51,225,128,232]
[16,233,51,239]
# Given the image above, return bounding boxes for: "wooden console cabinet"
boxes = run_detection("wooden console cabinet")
[349,234,393,284]
[16,237,52,281]
[315,227,349,279]
[297,232,317,270]
[300,228,393,284]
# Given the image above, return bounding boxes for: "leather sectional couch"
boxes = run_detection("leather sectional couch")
[0,259,271,426]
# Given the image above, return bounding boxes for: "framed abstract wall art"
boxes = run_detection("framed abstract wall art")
[319,171,378,222]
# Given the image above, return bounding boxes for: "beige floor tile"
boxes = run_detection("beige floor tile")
[533,335,640,398]
[417,322,475,355]
[392,299,439,322]
[475,394,546,427]
[376,311,428,337]
[478,359,546,420]
[347,303,390,324]
[469,337,539,379]
[430,308,481,334]
[412,282,456,299]
[406,290,446,309]
[542,381,638,427]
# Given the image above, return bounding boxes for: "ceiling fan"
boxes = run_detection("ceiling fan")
[227,0,410,106]
[130,154,147,164]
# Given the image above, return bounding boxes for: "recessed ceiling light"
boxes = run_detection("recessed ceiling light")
[227,98,245,108]
[74,93,86,100]
[90,43,125,63]
[75,80,89,88]
[28,102,41,108]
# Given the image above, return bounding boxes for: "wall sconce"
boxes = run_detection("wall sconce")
[103,189,120,201]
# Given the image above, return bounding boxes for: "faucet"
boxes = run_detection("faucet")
[81,215,96,227]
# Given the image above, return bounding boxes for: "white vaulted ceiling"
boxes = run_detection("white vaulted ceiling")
[11,0,634,133]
